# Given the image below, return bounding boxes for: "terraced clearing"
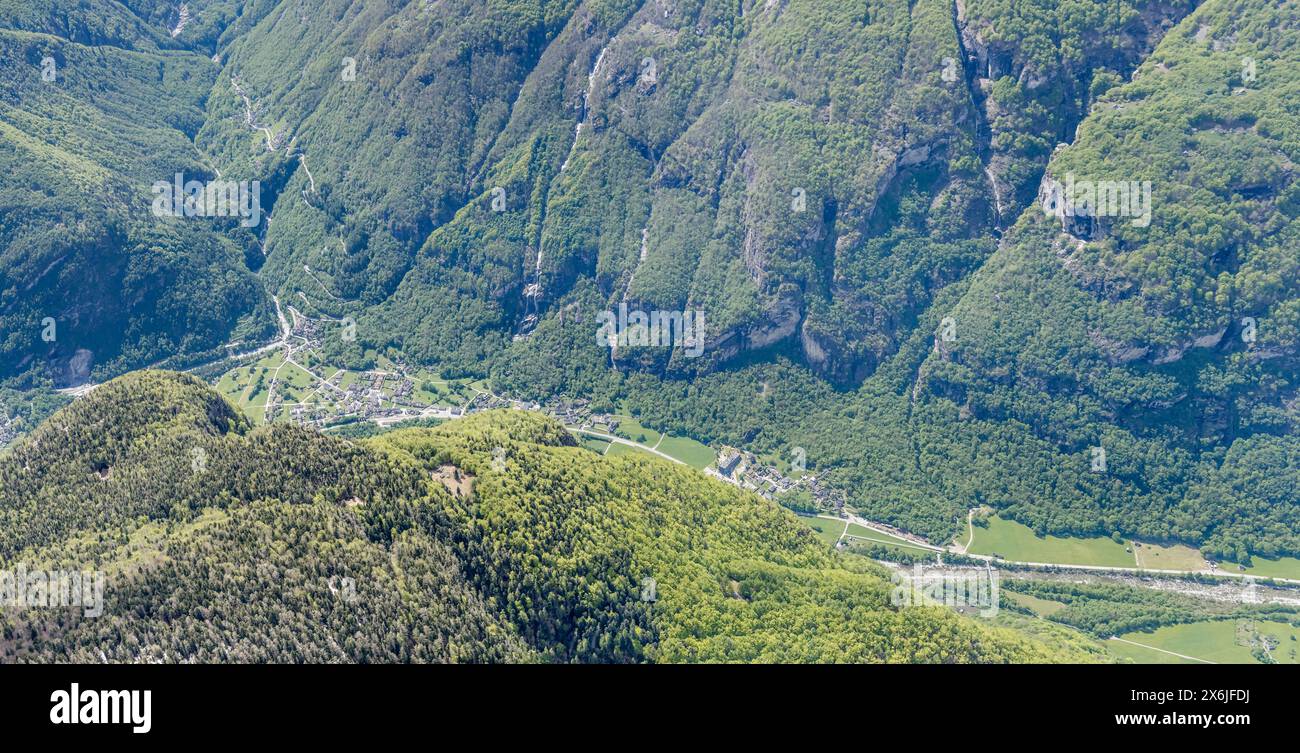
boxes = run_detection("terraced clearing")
[966,516,1135,567]
[1111,619,1300,665]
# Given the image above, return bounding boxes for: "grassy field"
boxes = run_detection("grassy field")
[410,369,461,405]
[215,367,251,403]
[655,434,715,469]
[843,523,934,552]
[802,516,847,548]
[1107,637,1199,664]
[965,516,1294,577]
[579,436,612,454]
[216,354,290,422]
[757,451,788,474]
[1003,591,1067,618]
[612,416,661,446]
[277,361,314,389]
[967,516,1135,567]
[1112,619,1300,664]
[605,442,655,460]
[1239,555,1300,581]
[800,517,941,559]
[610,411,717,469]
[1133,541,1207,570]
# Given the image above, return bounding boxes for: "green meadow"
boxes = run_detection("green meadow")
[654,435,716,469]
[1106,637,1199,664]
[605,442,653,460]
[843,523,934,553]
[1132,541,1207,571]
[1112,619,1300,665]
[579,436,613,454]
[612,415,662,446]
[802,516,847,548]
[1239,556,1300,581]
[1003,591,1067,618]
[967,516,1135,567]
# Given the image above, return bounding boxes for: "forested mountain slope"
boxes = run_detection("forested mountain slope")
[0,371,1080,663]
[0,0,272,385]
[1,0,1296,565]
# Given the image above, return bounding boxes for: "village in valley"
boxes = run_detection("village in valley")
[709,447,846,514]
[210,304,852,515]
[215,303,640,440]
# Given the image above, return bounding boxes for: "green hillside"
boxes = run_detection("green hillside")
[0,371,1082,662]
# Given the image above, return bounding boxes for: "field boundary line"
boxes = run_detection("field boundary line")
[1108,636,1217,664]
